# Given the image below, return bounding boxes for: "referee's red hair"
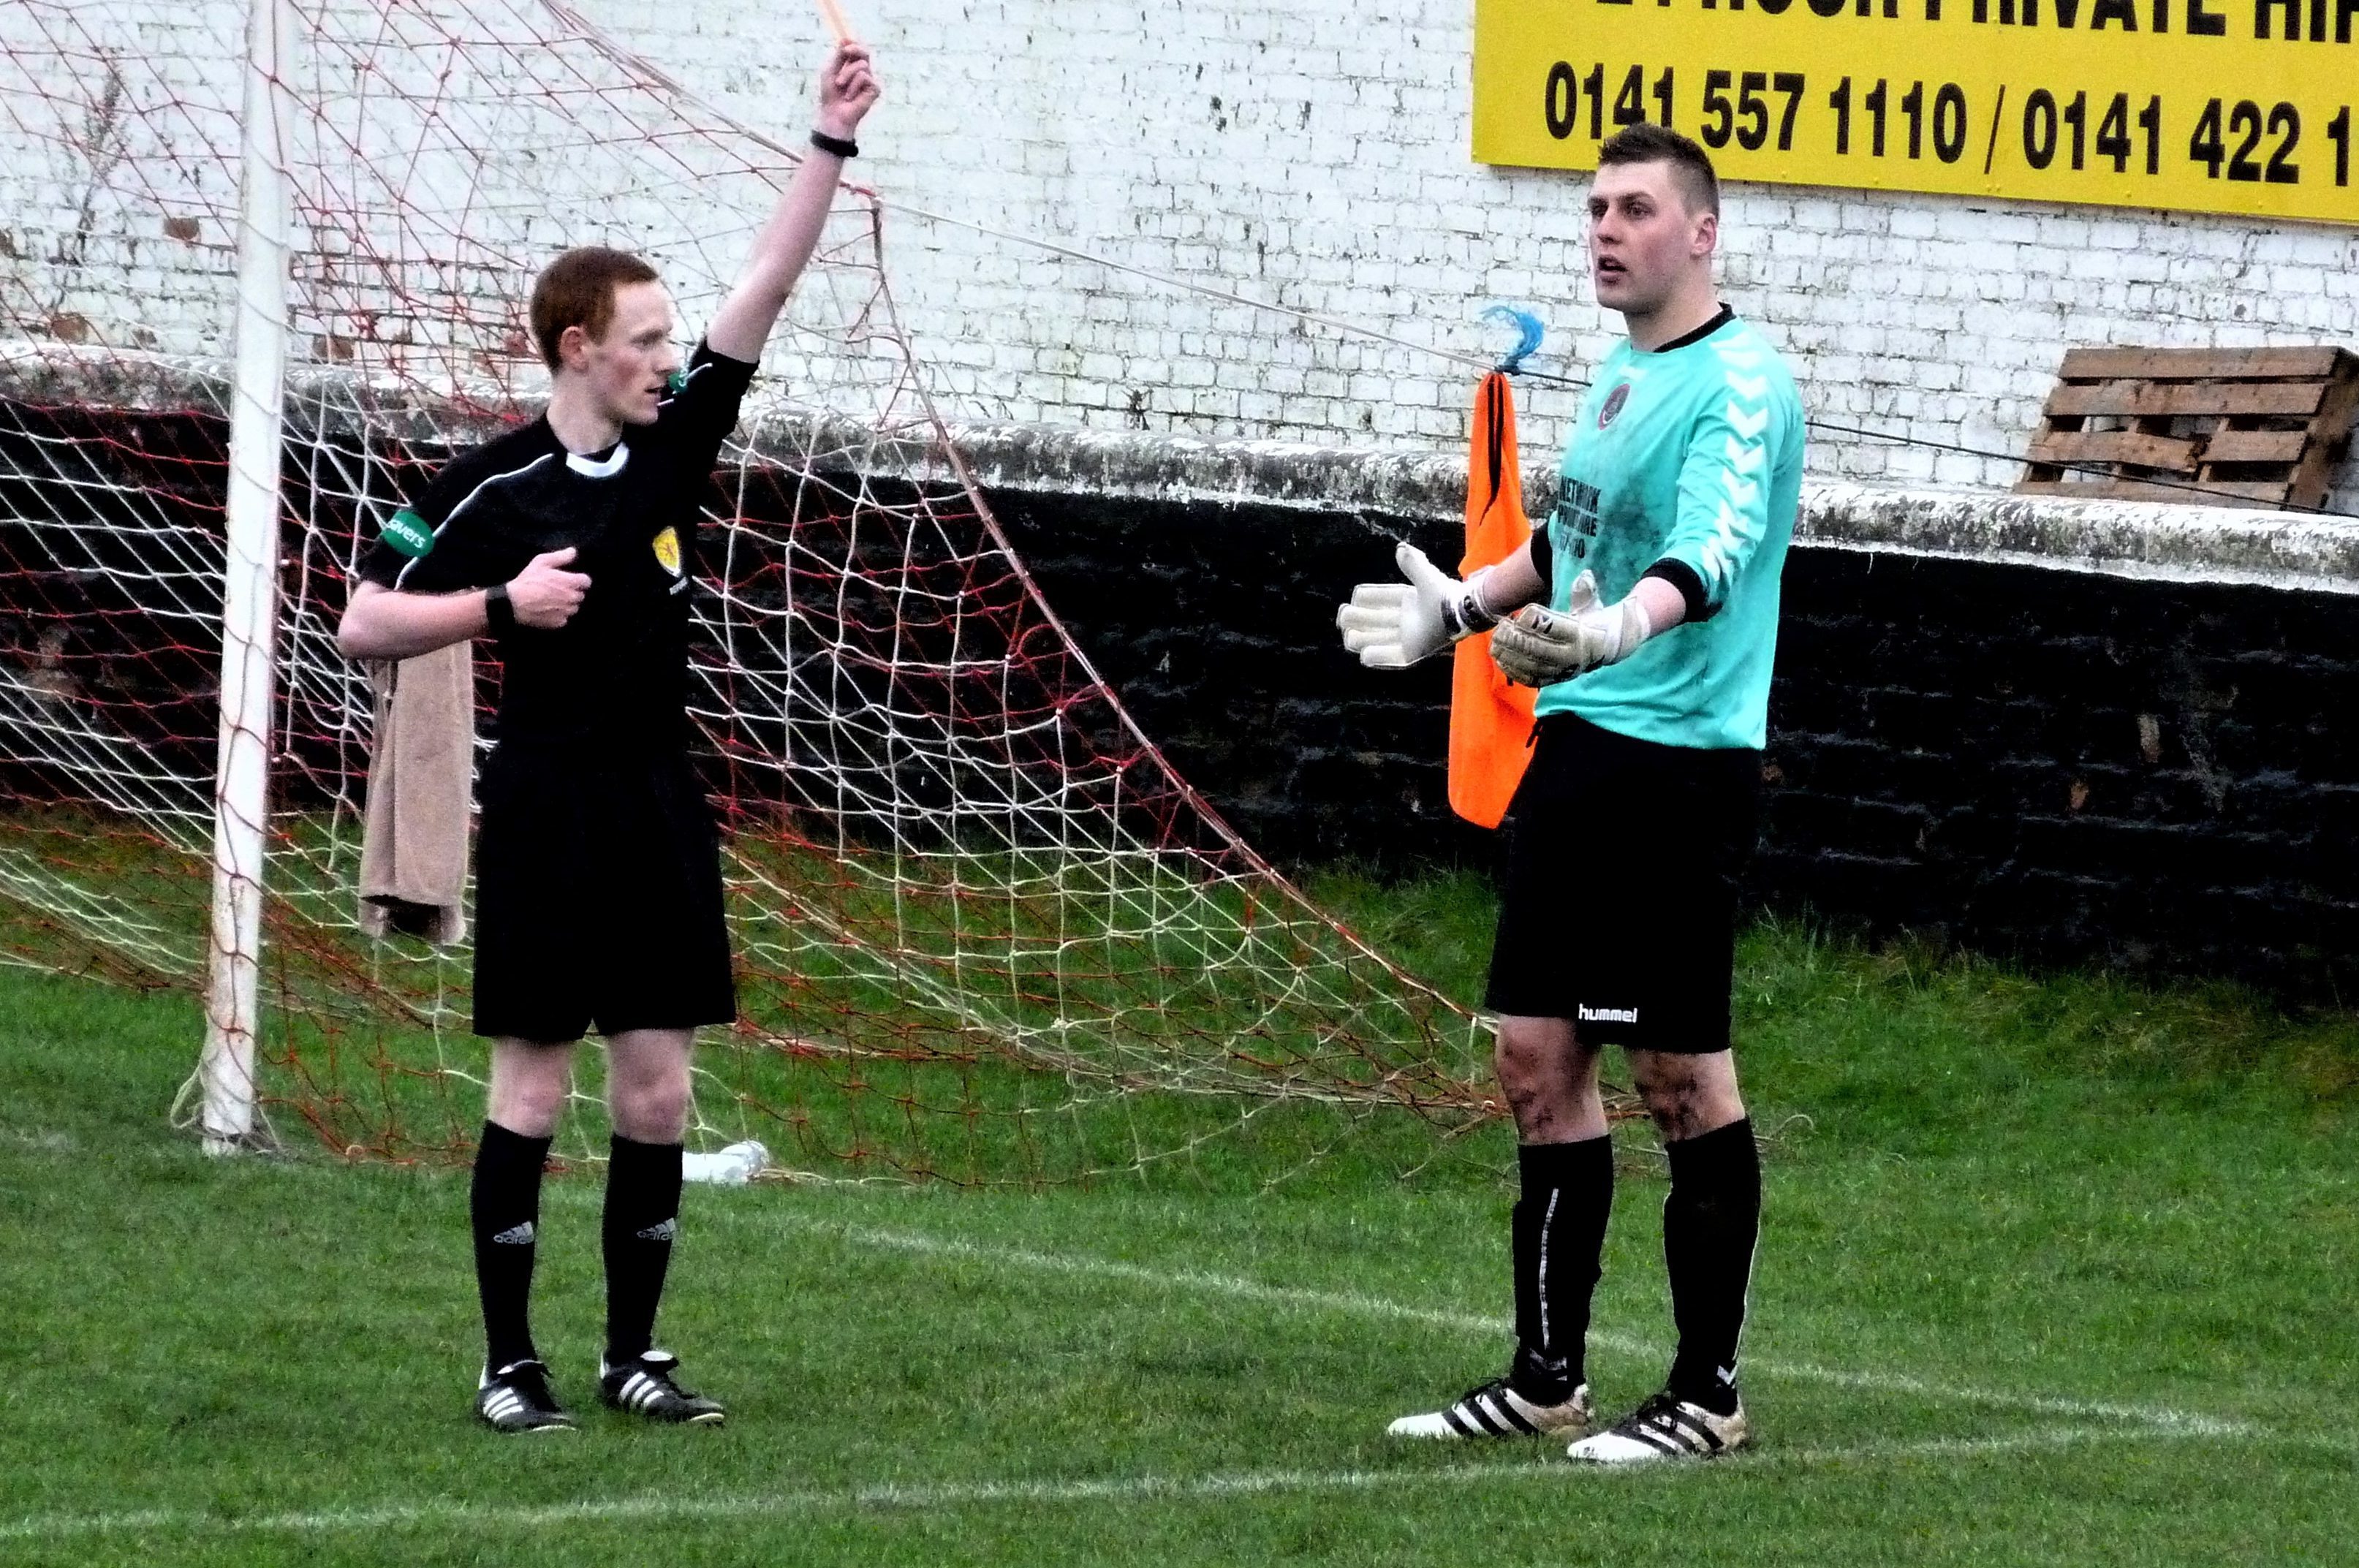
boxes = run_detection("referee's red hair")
[529,246,660,370]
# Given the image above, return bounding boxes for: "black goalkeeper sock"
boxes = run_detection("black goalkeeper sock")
[470,1120,552,1373]
[602,1134,684,1365]
[1509,1135,1613,1401]
[1662,1117,1762,1417]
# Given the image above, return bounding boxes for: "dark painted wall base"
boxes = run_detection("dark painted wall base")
[990,488,2359,999]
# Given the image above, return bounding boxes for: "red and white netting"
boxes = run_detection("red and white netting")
[0,0,1491,1181]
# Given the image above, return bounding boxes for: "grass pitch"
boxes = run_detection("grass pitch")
[3,874,2355,1565]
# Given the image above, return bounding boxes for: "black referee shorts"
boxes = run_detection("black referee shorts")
[471,739,737,1042]
[1483,712,1761,1054]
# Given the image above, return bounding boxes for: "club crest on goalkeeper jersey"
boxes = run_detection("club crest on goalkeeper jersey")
[1538,314,1803,752]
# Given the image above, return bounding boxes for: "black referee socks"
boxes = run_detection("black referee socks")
[602,1134,685,1365]
[472,1126,686,1372]
[1510,1135,1613,1401]
[1662,1117,1762,1417]
[471,1120,553,1372]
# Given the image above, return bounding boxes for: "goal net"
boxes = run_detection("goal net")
[0,0,1493,1182]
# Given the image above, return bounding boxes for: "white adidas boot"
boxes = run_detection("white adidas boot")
[1387,1376,1593,1440]
[1566,1390,1749,1463]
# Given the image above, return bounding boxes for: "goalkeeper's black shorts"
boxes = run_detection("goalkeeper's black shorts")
[470,738,737,1042]
[1483,712,1760,1054]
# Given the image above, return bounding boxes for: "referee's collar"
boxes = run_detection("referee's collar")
[563,441,630,479]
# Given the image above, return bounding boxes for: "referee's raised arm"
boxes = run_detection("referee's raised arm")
[703,42,880,364]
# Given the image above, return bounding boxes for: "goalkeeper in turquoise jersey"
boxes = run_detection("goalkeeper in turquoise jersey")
[1338,123,1803,1464]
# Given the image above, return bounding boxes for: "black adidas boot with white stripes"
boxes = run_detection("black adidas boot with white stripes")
[599,1348,727,1425]
[475,1359,578,1434]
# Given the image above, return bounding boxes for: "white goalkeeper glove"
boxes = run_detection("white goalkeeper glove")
[1336,543,1500,670]
[1488,570,1654,687]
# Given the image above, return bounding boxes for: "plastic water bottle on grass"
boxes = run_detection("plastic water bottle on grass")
[682,1140,769,1185]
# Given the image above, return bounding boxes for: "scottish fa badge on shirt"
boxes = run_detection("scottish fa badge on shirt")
[652,525,686,593]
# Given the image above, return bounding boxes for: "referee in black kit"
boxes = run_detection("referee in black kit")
[338,44,878,1433]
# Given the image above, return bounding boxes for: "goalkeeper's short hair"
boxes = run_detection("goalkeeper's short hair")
[1597,123,1719,216]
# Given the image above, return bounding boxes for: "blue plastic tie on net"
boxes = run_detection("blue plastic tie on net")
[1483,305,1545,375]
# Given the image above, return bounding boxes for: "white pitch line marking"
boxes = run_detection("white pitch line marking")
[789,1218,2252,1438]
[0,1425,2206,1542]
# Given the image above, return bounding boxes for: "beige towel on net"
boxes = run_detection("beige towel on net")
[357,642,474,945]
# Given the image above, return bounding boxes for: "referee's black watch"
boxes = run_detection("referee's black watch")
[484,580,517,634]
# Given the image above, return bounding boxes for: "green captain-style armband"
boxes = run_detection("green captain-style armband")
[379,508,433,558]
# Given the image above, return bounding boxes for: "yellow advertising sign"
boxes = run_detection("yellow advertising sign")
[1473,0,2359,224]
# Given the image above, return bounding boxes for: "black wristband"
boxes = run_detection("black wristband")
[1444,579,1500,638]
[484,580,516,635]
[1640,558,1713,625]
[809,129,859,159]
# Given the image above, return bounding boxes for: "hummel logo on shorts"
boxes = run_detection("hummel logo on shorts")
[490,1222,535,1246]
[1577,1004,1639,1025]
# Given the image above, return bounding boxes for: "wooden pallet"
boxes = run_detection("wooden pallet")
[2016,346,2359,511]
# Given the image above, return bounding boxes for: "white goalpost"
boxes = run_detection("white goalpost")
[195,0,295,1153]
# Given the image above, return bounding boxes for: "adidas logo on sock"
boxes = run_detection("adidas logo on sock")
[635,1218,678,1243]
[490,1222,535,1246]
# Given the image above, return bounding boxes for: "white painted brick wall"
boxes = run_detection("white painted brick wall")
[1,0,2352,514]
